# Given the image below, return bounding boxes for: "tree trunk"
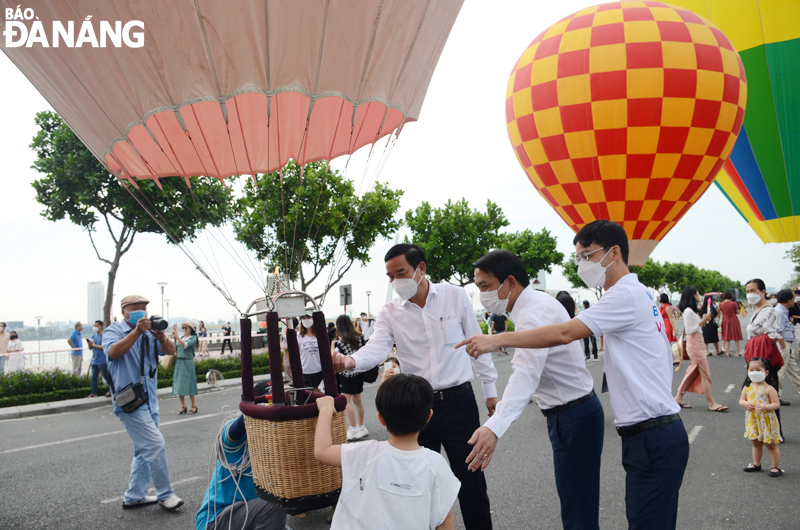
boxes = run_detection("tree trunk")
[102,226,135,326]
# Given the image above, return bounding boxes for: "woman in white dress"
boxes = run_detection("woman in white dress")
[6,332,25,371]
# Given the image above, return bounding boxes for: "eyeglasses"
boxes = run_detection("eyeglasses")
[573,247,607,266]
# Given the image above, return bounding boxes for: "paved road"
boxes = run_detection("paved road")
[1,349,798,530]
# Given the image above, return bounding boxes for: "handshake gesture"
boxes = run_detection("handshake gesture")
[331,350,356,372]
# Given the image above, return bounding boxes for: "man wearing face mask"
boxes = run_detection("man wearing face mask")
[87,320,112,398]
[359,312,375,341]
[457,220,688,530]
[104,295,183,511]
[465,250,603,530]
[332,243,498,530]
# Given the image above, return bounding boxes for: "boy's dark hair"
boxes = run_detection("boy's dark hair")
[473,249,530,287]
[678,286,698,313]
[384,243,426,269]
[777,289,794,304]
[375,374,433,436]
[573,220,629,265]
[94,320,103,326]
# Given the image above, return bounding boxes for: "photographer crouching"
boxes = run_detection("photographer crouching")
[104,294,184,511]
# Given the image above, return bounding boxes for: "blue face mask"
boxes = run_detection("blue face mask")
[127,310,146,325]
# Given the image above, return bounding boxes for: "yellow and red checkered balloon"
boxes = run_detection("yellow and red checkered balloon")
[506,1,747,264]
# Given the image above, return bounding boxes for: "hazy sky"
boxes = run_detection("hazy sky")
[1,0,795,330]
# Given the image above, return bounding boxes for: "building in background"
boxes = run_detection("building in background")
[87,281,105,323]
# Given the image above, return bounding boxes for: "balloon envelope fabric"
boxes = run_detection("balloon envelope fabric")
[506,0,747,264]
[665,0,800,244]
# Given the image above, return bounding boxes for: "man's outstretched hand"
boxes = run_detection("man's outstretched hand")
[331,350,356,373]
[456,334,500,358]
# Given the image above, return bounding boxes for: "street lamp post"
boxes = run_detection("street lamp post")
[366,290,372,315]
[165,300,171,323]
[469,292,474,309]
[157,282,168,317]
[35,316,43,362]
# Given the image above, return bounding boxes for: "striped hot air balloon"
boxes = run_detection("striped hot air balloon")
[666,0,800,244]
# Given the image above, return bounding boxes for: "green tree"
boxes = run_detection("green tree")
[785,244,800,285]
[233,161,403,301]
[31,111,232,325]
[404,199,509,286]
[661,262,742,294]
[501,228,564,281]
[628,259,665,290]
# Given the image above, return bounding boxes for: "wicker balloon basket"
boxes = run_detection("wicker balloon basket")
[239,300,348,515]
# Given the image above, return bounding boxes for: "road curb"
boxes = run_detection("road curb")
[0,373,271,420]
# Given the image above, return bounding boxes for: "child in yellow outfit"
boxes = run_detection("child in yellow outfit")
[739,357,783,477]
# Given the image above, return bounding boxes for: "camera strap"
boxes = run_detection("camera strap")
[139,334,158,380]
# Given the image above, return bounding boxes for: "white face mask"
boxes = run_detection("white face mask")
[301,318,313,329]
[361,317,367,322]
[480,280,511,315]
[577,249,612,289]
[770,298,778,306]
[795,296,800,303]
[392,267,423,300]
[746,292,762,306]
[92,326,100,333]
[748,371,767,383]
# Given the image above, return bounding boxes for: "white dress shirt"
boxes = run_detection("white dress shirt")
[484,287,594,438]
[352,282,498,398]
[576,273,680,426]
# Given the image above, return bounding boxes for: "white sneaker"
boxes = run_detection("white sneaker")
[159,494,184,511]
[355,425,369,439]
[122,495,157,509]
[347,426,358,441]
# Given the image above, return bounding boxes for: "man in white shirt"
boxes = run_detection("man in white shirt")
[457,221,688,530]
[464,250,603,530]
[359,312,375,341]
[333,244,498,530]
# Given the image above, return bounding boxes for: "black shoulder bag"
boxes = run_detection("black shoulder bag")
[113,335,157,413]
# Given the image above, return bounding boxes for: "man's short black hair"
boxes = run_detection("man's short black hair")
[94,320,103,327]
[573,220,629,265]
[473,249,530,287]
[384,243,426,269]
[360,312,367,316]
[777,289,794,304]
[375,374,433,436]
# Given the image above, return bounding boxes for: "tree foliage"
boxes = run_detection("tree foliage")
[785,244,800,285]
[31,111,232,325]
[232,161,403,301]
[404,199,509,286]
[501,228,564,281]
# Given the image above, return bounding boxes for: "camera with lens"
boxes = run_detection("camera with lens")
[149,315,169,331]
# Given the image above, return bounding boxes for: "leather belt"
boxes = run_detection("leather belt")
[616,413,681,438]
[542,389,597,417]
[432,381,472,402]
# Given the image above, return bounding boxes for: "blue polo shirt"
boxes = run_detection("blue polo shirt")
[90,333,105,365]
[103,321,161,414]
[69,330,83,356]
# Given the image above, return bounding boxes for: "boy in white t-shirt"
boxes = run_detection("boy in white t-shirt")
[315,373,460,530]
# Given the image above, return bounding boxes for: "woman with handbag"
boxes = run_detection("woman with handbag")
[675,287,728,411]
[333,315,369,440]
[171,321,199,414]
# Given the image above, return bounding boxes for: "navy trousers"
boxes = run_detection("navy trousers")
[546,395,604,530]
[418,386,492,530]
[620,418,689,530]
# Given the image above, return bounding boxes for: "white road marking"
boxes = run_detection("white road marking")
[0,413,222,455]
[725,384,736,393]
[688,425,703,444]
[100,476,202,504]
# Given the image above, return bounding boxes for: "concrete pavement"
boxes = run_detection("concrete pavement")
[1,350,798,529]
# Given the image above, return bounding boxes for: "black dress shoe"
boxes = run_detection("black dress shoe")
[780,400,791,406]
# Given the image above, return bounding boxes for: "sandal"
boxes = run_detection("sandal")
[743,464,761,472]
[677,402,692,409]
[178,407,187,415]
[709,405,729,412]
[769,467,783,477]
[188,407,198,414]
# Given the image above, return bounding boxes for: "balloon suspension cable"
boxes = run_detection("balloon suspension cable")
[320,127,398,305]
[119,177,243,313]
